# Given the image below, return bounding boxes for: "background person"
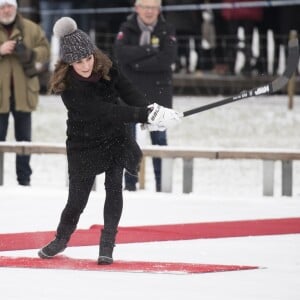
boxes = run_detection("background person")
[114,0,177,192]
[38,17,180,264]
[221,0,263,75]
[0,0,50,186]
[39,0,72,42]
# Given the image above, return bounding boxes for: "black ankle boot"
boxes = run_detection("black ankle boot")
[38,224,76,259]
[98,228,118,265]
[38,237,68,259]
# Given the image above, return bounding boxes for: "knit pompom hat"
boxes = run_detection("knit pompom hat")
[53,17,95,64]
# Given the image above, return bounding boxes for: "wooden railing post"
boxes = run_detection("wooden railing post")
[161,158,173,192]
[263,160,274,196]
[0,152,3,185]
[183,158,193,193]
[287,30,298,110]
[138,157,146,190]
[282,160,293,196]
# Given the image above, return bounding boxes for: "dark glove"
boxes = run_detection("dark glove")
[14,38,38,77]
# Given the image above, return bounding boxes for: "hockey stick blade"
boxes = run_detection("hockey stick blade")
[182,37,299,118]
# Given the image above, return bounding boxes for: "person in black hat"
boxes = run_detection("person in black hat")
[37,17,180,264]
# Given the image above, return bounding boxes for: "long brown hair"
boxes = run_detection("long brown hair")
[48,48,113,94]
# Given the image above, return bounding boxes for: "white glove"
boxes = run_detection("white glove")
[147,103,181,128]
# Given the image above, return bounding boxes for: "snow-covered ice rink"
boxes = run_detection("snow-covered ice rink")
[1,95,300,299]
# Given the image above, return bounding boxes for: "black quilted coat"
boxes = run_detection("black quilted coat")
[61,65,149,179]
[114,13,177,108]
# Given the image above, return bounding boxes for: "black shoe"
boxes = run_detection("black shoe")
[98,244,114,265]
[38,238,68,259]
[124,185,136,191]
[19,180,30,186]
[97,229,117,265]
[156,185,161,192]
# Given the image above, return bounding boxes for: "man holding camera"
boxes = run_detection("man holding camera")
[0,0,50,186]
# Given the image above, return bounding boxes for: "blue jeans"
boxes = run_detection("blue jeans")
[0,99,32,184]
[124,124,167,192]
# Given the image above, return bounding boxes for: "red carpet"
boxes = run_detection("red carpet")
[0,217,299,252]
[0,256,258,274]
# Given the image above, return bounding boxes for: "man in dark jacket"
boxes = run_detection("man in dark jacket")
[114,0,177,192]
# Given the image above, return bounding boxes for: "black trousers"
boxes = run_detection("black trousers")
[56,164,124,239]
[0,98,32,184]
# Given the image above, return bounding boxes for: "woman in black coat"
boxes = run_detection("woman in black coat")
[38,17,180,264]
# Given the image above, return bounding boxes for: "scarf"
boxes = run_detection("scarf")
[137,16,157,46]
[70,68,102,83]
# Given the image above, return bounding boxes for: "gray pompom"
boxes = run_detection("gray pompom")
[53,17,77,38]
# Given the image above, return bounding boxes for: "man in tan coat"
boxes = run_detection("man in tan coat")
[0,0,50,185]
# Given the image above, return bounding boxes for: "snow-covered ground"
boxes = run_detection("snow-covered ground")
[1,94,300,299]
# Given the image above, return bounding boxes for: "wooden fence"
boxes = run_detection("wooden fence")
[1,142,299,196]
